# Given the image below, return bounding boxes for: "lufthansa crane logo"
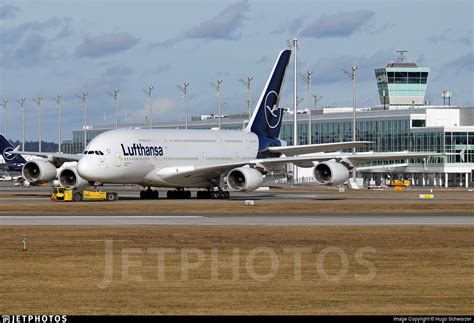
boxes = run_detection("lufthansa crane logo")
[2,147,15,161]
[264,91,282,129]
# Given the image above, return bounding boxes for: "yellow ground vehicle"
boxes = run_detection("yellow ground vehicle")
[50,187,118,202]
[389,179,411,187]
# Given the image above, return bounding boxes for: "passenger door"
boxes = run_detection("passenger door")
[115,152,122,167]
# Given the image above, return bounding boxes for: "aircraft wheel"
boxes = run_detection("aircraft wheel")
[73,192,83,202]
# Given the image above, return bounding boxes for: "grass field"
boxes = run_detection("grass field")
[1,198,474,214]
[0,226,472,315]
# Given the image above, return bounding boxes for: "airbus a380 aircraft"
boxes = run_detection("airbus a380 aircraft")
[12,49,450,199]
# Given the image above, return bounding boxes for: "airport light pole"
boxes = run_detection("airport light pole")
[177,82,190,129]
[52,95,62,153]
[107,89,119,129]
[16,98,26,151]
[288,38,299,147]
[299,70,313,144]
[210,80,223,129]
[297,96,304,110]
[313,94,323,109]
[32,96,43,152]
[78,92,88,151]
[143,85,154,129]
[343,64,358,179]
[299,70,313,112]
[1,97,7,140]
[239,76,253,119]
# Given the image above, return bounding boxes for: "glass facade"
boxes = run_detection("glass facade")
[280,116,472,167]
[445,132,474,163]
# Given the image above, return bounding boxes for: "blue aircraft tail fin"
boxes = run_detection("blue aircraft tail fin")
[0,135,27,164]
[245,49,292,155]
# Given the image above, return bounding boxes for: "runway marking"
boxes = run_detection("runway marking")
[0,215,472,226]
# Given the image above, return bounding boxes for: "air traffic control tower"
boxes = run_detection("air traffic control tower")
[375,51,430,106]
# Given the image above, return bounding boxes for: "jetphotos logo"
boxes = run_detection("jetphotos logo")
[1,315,66,323]
[264,91,282,129]
[121,143,164,157]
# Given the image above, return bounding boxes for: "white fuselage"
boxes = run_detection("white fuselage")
[77,128,259,187]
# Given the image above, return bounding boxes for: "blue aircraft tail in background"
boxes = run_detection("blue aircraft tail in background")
[0,135,26,167]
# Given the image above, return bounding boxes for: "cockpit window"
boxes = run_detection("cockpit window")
[95,151,100,155]
[88,151,95,154]
[83,151,88,154]
[99,151,104,155]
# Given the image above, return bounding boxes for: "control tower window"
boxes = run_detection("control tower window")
[408,72,421,84]
[387,72,395,83]
[420,72,428,84]
[395,72,408,84]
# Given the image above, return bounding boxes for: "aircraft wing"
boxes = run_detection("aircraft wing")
[253,151,448,168]
[153,151,450,185]
[12,146,81,163]
[267,141,372,156]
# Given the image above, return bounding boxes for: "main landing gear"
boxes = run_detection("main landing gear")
[196,189,230,200]
[166,189,191,199]
[140,187,231,200]
[140,187,159,199]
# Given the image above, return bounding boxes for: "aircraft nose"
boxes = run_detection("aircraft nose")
[77,157,96,181]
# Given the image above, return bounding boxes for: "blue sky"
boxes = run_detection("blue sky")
[0,0,472,142]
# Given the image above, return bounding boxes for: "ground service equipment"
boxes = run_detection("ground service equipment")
[50,186,118,202]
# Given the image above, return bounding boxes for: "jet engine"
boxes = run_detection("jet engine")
[59,166,89,189]
[227,167,263,192]
[22,160,57,184]
[313,161,350,186]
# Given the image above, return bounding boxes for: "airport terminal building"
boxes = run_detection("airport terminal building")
[63,56,474,187]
